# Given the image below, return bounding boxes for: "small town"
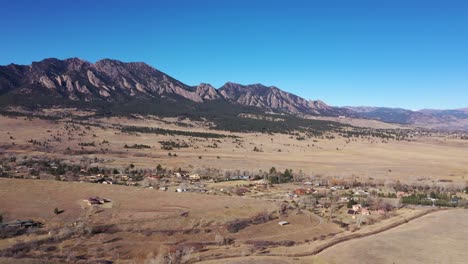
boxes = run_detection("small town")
[2,154,467,235]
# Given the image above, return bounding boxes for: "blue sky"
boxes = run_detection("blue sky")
[1,0,467,109]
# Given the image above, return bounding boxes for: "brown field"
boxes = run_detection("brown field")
[315,209,468,264]
[198,209,468,264]
[0,179,337,263]
[1,115,468,185]
[1,114,467,263]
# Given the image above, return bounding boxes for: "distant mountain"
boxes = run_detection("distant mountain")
[345,106,468,130]
[344,107,426,124]
[0,58,213,102]
[1,58,467,130]
[418,109,468,119]
[0,58,348,117]
[218,82,350,116]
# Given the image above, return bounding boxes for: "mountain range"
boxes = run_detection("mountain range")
[0,58,467,130]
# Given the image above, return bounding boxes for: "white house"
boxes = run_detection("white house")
[189,174,200,181]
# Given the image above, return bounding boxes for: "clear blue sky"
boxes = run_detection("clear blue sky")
[1,0,467,109]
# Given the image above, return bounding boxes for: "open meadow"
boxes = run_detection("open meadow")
[1,115,468,185]
[1,114,467,263]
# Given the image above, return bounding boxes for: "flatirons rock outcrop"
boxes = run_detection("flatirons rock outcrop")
[0,57,348,116]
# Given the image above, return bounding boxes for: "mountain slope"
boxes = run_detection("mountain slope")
[0,58,212,103]
[346,106,468,130]
[218,82,351,116]
[0,58,347,116]
[1,57,467,130]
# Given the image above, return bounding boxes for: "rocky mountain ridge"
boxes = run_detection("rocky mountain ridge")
[1,58,467,130]
[0,57,347,116]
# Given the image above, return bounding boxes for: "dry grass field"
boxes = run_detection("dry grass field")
[315,209,468,264]
[0,178,337,263]
[1,115,468,185]
[1,114,467,263]
[198,209,468,264]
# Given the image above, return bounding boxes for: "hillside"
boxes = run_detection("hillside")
[346,106,468,130]
[0,58,347,117]
[1,58,467,131]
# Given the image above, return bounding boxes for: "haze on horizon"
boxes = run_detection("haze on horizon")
[1,0,467,110]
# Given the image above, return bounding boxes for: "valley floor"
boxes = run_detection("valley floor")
[1,115,467,185]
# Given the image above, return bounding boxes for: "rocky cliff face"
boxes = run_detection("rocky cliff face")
[218,82,350,116]
[0,57,349,116]
[0,58,208,102]
[1,58,467,129]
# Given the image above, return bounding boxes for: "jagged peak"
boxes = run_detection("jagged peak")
[0,57,347,117]
[220,82,277,90]
[64,57,88,63]
[197,83,215,88]
[95,58,126,66]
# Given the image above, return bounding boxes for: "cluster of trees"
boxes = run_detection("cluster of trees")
[377,192,398,198]
[252,146,262,152]
[124,144,151,149]
[339,128,415,141]
[159,140,190,150]
[401,193,460,207]
[78,142,95,147]
[401,194,434,205]
[268,167,294,184]
[27,139,45,146]
[121,125,233,139]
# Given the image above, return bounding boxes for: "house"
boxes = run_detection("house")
[354,190,369,196]
[96,178,113,184]
[352,204,362,211]
[339,197,350,203]
[86,198,103,206]
[254,179,269,185]
[278,221,289,226]
[229,175,249,180]
[159,187,168,191]
[294,188,307,195]
[189,174,200,181]
[85,197,111,206]
[347,209,357,215]
[120,175,129,181]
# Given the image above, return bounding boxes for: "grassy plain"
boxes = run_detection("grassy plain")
[1,113,467,263]
[1,115,467,184]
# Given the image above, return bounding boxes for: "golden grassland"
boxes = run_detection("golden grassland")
[1,115,468,184]
[0,179,335,263]
[315,209,468,264]
[1,114,468,263]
